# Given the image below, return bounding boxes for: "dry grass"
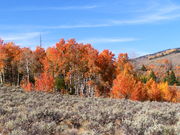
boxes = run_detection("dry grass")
[0,86,180,135]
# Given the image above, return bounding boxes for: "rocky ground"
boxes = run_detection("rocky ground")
[0,86,180,135]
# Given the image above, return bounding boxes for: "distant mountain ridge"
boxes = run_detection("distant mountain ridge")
[131,48,180,80]
[133,48,180,60]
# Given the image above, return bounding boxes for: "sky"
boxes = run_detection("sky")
[0,0,180,58]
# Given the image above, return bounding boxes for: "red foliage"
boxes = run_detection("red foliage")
[20,79,34,91]
[96,50,116,96]
[111,73,147,101]
[0,38,178,103]
[35,73,55,92]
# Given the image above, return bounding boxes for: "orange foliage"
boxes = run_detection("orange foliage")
[146,79,162,101]
[146,79,177,102]
[20,79,34,91]
[111,76,178,102]
[33,46,46,73]
[115,53,133,75]
[111,53,148,101]
[111,73,147,101]
[111,53,177,102]
[96,50,116,96]
[35,73,55,92]
[177,90,180,102]
[0,44,6,70]
[0,38,178,103]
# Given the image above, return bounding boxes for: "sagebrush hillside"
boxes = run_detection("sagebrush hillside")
[0,86,180,135]
[132,48,180,69]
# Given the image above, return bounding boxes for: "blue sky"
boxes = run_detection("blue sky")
[0,0,180,57]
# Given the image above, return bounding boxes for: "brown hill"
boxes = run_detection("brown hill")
[131,48,180,80]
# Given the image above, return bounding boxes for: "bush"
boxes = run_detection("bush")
[55,76,65,92]
[35,73,55,92]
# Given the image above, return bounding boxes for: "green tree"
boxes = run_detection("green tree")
[55,74,65,92]
[164,70,177,85]
[149,70,157,81]
[140,75,148,83]
[169,71,177,85]
[141,64,147,71]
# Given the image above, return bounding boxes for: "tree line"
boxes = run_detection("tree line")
[0,39,179,102]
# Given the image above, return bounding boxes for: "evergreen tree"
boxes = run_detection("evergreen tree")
[139,75,148,83]
[169,71,176,85]
[164,70,177,85]
[141,64,147,71]
[169,71,177,85]
[149,70,157,81]
[55,74,66,92]
[164,70,170,82]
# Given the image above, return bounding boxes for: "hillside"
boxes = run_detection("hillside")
[132,48,180,68]
[132,48,180,79]
[0,86,180,135]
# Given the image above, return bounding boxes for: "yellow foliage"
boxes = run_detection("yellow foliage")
[145,79,177,102]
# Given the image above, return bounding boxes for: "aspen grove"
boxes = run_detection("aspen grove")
[0,39,178,102]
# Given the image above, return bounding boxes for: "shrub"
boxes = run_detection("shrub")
[55,75,66,92]
[35,73,55,92]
